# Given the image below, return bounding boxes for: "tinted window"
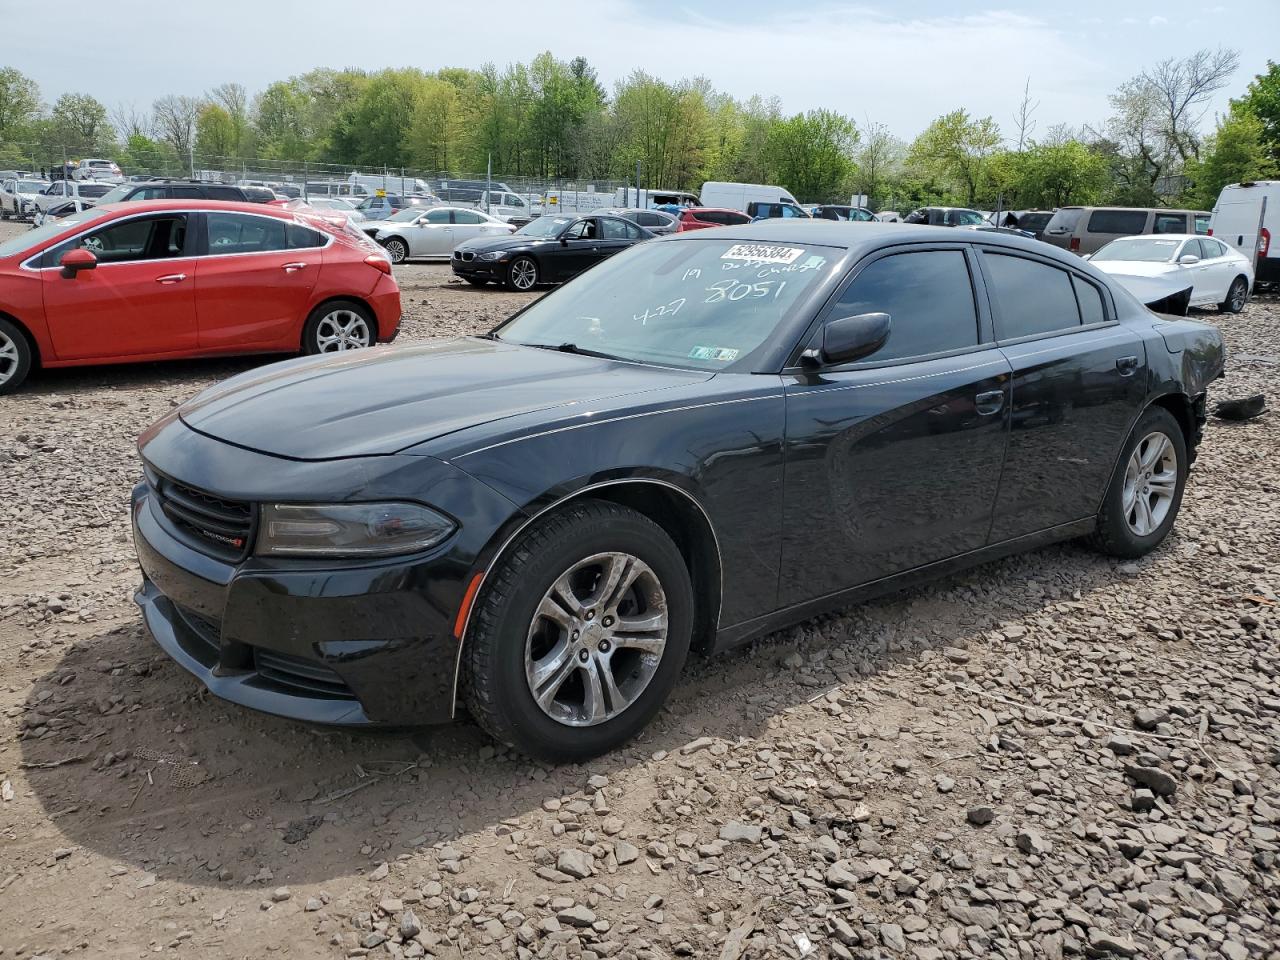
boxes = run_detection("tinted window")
[622,220,644,239]
[44,214,188,266]
[1072,275,1106,326]
[423,209,451,225]
[601,218,632,240]
[833,251,978,362]
[453,210,484,224]
[130,186,169,201]
[1152,212,1187,234]
[1087,210,1148,234]
[985,253,1081,340]
[206,212,287,254]
[78,183,112,198]
[206,186,242,202]
[694,210,726,225]
[903,209,928,224]
[1046,208,1083,234]
[636,212,661,226]
[171,186,202,199]
[564,219,596,239]
[287,222,325,249]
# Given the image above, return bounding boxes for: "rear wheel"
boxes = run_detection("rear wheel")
[464,500,693,762]
[506,256,538,291]
[302,300,375,355]
[383,237,408,264]
[0,318,34,395]
[1219,276,1248,313]
[1088,406,1187,558]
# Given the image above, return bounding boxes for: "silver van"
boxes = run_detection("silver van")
[1042,206,1211,255]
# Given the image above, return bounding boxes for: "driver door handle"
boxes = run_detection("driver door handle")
[975,390,1004,415]
[155,273,187,284]
[281,262,307,272]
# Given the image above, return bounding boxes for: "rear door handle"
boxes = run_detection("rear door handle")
[281,262,307,272]
[155,273,186,284]
[1116,356,1139,376]
[975,390,1004,415]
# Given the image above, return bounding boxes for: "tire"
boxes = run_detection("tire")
[383,237,407,264]
[1088,406,1187,558]
[1,205,9,221]
[505,256,538,291]
[465,278,488,287]
[0,318,34,395]
[463,500,694,763]
[1219,276,1249,314]
[301,300,376,355]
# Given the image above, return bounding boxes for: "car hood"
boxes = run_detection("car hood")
[455,233,557,253]
[1092,260,1178,279]
[178,338,712,460]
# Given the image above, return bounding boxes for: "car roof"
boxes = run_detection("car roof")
[657,219,1091,265]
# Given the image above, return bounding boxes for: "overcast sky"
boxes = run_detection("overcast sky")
[11,0,1279,141]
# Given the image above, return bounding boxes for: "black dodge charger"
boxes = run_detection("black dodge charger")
[132,222,1225,761]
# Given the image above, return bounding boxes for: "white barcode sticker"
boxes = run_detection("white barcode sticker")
[720,243,805,264]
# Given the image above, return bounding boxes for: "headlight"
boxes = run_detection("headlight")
[256,503,455,557]
[476,250,505,261]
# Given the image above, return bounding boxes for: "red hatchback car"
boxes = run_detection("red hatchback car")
[676,207,753,232]
[0,200,401,393]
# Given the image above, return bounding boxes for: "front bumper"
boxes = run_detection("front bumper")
[132,483,462,725]
[451,254,508,281]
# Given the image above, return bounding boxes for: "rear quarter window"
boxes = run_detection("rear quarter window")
[1045,208,1084,233]
[984,252,1082,340]
[1087,210,1148,235]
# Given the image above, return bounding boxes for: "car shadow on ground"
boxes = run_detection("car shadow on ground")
[20,355,276,397]
[14,537,1129,888]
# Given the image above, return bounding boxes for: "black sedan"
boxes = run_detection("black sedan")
[451,213,653,290]
[131,222,1225,762]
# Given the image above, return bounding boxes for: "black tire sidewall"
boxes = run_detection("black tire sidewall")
[1221,277,1247,313]
[0,318,33,394]
[1096,407,1188,557]
[506,257,536,291]
[475,510,693,761]
[301,300,376,355]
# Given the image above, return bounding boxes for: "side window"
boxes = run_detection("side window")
[1194,214,1211,235]
[564,219,595,240]
[1201,238,1225,258]
[1088,210,1148,234]
[171,186,202,199]
[206,212,287,254]
[1072,275,1107,327]
[423,209,452,225]
[207,186,241,202]
[831,250,978,362]
[985,253,1081,340]
[601,218,631,240]
[1152,212,1187,234]
[286,222,325,249]
[44,215,188,266]
[453,210,484,224]
[622,220,644,239]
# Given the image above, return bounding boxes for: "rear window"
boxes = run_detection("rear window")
[1018,212,1053,231]
[1152,213,1188,234]
[1045,208,1084,233]
[78,183,112,198]
[1087,210,1148,235]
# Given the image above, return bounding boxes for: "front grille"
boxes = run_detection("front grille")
[255,649,356,700]
[454,250,475,262]
[152,473,254,560]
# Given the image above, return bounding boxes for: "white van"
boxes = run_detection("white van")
[476,190,539,225]
[1210,181,1278,287]
[613,187,699,209]
[699,181,799,214]
[347,172,433,197]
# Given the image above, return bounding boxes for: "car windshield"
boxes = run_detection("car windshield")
[496,238,839,372]
[18,180,46,192]
[1092,237,1181,262]
[952,209,985,225]
[96,184,135,203]
[0,208,102,259]
[517,216,573,237]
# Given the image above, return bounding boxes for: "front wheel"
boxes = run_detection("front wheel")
[301,300,375,355]
[0,318,34,394]
[463,500,693,762]
[505,256,538,291]
[1219,276,1248,314]
[1088,406,1187,558]
[382,237,407,264]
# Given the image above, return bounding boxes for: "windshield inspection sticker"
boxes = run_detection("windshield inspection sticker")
[721,243,805,265]
[689,346,740,362]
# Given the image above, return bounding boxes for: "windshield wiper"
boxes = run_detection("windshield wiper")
[521,342,625,361]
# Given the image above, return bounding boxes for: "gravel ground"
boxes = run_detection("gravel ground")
[0,217,1277,960]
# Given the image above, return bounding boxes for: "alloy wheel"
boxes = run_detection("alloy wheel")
[510,258,537,291]
[1228,278,1247,313]
[0,329,19,387]
[1122,431,1178,537]
[385,239,407,264]
[525,551,669,727]
[314,310,372,352]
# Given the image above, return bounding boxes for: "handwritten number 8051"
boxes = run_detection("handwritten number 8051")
[704,280,787,303]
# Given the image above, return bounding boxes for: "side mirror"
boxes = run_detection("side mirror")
[560,235,570,246]
[1178,254,1200,265]
[60,248,97,275]
[815,312,892,366]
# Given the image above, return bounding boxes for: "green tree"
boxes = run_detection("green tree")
[1231,60,1280,163]
[763,109,857,202]
[328,69,425,167]
[907,109,1002,205]
[404,76,464,171]
[1184,110,1277,208]
[195,103,237,161]
[997,141,1110,208]
[50,93,113,151]
[0,67,41,142]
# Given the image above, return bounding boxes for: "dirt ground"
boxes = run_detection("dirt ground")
[0,218,1277,960]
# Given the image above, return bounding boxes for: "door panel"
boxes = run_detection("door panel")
[990,327,1146,541]
[195,212,319,349]
[780,350,1012,602]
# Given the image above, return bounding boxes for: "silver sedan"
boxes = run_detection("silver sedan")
[375,206,514,263]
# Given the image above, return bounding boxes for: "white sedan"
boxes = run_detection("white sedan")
[374,206,514,263]
[1089,234,1253,314]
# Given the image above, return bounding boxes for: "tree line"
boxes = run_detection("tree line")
[0,49,1276,211]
